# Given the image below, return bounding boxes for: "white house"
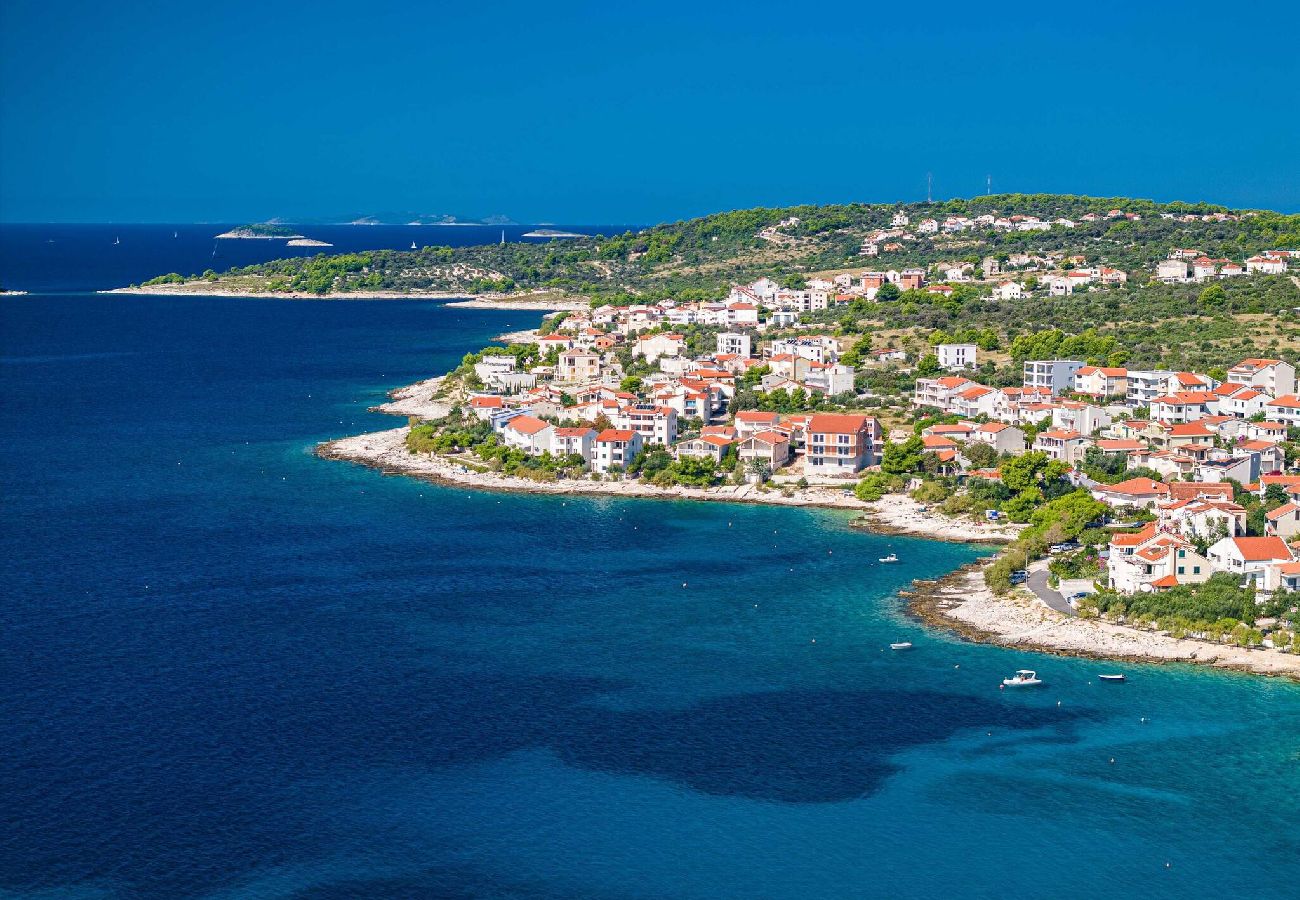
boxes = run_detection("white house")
[592,429,644,473]
[937,343,978,371]
[1023,359,1085,394]
[1206,536,1294,586]
[1073,366,1127,398]
[1227,358,1295,397]
[805,414,877,474]
[632,333,686,364]
[501,414,554,456]
[551,427,596,463]
[716,332,752,358]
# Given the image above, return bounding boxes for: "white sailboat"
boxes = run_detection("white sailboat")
[410,240,417,250]
[500,229,506,245]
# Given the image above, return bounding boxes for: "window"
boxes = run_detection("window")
[1177,567,1184,575]
[1193,566,1200,574]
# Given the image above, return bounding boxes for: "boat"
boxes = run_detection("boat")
[1002,669,1043,687]
[889,642,913,651]
[114,236,120,245]
[878,553,899,563]
[500,229,506,245]
[410,241,417,250]
[1098,673,1126,682]
[173,230,178,238]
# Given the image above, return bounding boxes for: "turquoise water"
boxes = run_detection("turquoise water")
[2,260,1299,897]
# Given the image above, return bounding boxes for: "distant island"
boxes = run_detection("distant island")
[522,228,585,238]
[286,238,333,247]
[215,224,305,240]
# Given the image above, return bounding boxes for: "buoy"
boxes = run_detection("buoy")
[1109,758,1115,764]
[999,683,1004,691]
[682,582,687,588]
[954,664,960,669]
[1057,700,1061,707]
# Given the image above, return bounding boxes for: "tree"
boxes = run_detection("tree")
[1001,451,1049,492]
[915,353,941,377]
[1003,487,1044,523]
[1199,282,1228,309]
[963,440,999,469]
[881,435,924,475]
[620,375,643,394]
[876,282,900,302]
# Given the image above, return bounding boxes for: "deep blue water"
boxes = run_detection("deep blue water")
[0,223,622,294]
[2,227,1299,899]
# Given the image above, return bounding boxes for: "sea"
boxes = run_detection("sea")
[1,224,1298,899]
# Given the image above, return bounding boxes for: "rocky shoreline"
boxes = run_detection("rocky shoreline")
[99,285,588,310]
[906,562,1300,680]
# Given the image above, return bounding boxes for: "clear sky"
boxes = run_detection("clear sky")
[2,0,1297,224]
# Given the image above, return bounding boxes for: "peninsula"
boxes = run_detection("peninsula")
[147,193,1300,676]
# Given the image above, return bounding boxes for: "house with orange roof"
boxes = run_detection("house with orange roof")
[592,429,644,474]
[805,414,878,474]
[467,394,509,420]
[1266,502,1300,540]
[734,410,782,439]
[632,333,685,364]
[1108,522,1211,594]
[551,427,597,463]
[738,430,791,472]
[1091,476,1171,509]
[1244,421,1289,442]
[1032,428,1090,464]
[912,375,973,411]
[1229,358,1295,397]
[1073,366,1128,398]
[1159,497,1248,540]
[1207,536,1294,586]
[1265,395,1300,426]
[501,414,554,456]
[674,433,735,463]
[970,422,1025,455]
[1217,385,1273,419]
[1052,401,1112,436]
[1150,391,1219,423]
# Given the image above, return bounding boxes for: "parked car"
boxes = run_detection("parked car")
[1009,570,1029,585]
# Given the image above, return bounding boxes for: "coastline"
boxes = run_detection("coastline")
[320,369,1300,681]
[908,562,1300,680]
[99,285,589,310]
[319,425,875,511]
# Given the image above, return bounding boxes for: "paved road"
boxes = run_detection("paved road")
[1027,567,1077,616]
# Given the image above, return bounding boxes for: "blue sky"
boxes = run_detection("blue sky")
[2,0,1297,223]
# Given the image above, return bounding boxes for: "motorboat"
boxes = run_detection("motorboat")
[879,553,899,563]
[889,642,913,651]
[1098,674,1126,682]
[1002,670,1043,687]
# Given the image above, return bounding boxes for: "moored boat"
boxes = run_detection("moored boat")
[1098,673,1126,682]
[1002,669,1043,687]
[889,642,913,651]
[879,553,898,563]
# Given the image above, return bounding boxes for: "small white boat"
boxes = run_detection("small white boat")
[410,241,417,249]
[1002,669,1043,687]
[879,553,899,563]
[889,642,913,651]
[1098,674,1126,682]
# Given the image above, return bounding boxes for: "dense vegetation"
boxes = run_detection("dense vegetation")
[147,194,1300,306]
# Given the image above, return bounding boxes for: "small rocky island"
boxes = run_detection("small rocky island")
[215,224,306,240]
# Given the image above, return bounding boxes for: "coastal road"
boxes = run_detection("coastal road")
[1027,568,1077,617]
